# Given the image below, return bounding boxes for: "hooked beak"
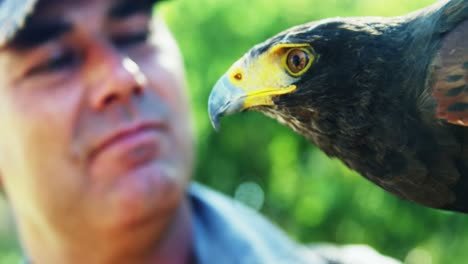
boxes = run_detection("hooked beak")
[208,74,247,131]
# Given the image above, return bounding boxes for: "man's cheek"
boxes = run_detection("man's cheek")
[0,97,75,179]
[144,70,186,109]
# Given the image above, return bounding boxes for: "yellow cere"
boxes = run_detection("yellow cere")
[227,43,314,109]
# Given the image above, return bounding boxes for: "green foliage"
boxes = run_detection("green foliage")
[1,1,467,263]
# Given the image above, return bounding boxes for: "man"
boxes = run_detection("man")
[0,0,401,263]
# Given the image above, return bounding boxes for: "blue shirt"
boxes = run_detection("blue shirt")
[190,183,325,264]
[190,183,401,264]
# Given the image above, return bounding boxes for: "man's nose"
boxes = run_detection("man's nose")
[86,42,147,111]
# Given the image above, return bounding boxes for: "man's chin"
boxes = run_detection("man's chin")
[89,161,185,230]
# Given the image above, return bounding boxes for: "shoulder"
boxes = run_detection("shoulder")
[189,183,321,264]
[189,183,402,264]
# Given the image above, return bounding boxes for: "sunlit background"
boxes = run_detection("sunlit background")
[1,0,467,263]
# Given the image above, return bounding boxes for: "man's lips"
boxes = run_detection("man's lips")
[89,121,167,164]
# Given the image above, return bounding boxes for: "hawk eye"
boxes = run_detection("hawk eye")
[285,48,313,76]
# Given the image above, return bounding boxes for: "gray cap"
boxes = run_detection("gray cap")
[0,0,38,46]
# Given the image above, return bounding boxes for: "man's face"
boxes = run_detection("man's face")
[0,0,193,235]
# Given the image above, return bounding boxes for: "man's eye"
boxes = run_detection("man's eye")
[28,50,80,76]
[112,31,150,48]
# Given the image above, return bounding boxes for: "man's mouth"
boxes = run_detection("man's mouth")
[90,121,167,168]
